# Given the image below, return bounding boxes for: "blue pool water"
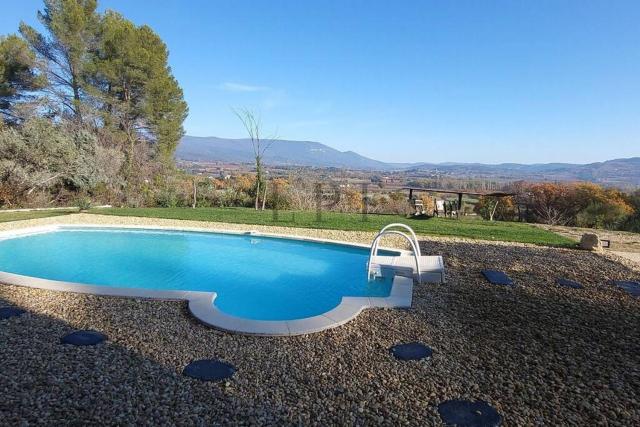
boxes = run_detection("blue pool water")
[0,228,395,320]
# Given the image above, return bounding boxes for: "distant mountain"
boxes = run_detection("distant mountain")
[404,158,640,187]
[176,136,640,186]
[177,136,393,169]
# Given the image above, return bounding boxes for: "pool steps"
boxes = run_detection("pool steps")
[368,223,445,284]
[369,255,445,284]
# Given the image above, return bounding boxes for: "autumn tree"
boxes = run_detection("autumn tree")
[268,177,290,210]
[622,190,640,232]
[572,182,633,229]
[524,183,574,225]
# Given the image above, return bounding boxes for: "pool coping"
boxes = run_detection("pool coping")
[0,224,414,336]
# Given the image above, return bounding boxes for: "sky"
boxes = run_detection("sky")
[1,0,639,164]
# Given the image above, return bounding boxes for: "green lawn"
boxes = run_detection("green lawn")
[89,207,576,247]
[0,209,78,223]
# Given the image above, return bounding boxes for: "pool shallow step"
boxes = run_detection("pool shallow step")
[369,255,445,284]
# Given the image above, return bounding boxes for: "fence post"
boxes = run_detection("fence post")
[361,183,369,222]
[314,183,322,223]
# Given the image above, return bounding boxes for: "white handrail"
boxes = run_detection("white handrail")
[371,223,421,258]
[367,224,422,283]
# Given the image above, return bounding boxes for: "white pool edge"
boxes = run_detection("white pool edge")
[0,224,413,336]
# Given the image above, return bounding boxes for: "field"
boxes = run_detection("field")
[87,207,575,247]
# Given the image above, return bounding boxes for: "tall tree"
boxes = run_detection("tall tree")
[233,109,275,210]
[19,0,99,122]
[0,35,46,124]
[86,11,187,165]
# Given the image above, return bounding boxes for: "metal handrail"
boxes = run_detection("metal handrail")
[367,224,422,282]
[371,223,421,257]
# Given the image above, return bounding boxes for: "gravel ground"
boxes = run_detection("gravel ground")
[1,214,639,425]
[536,224,640,253]
[535,223,640,269]
[612,251,640,268]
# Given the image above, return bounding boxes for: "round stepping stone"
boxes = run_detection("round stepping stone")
[183,359,236,381]
[481,270,514,286]
[390,342,433,361]
[0,307,25,320]
[611,280,640,298]
[61,330,107,346]
[438,399,502,427]
[556,278,583,289]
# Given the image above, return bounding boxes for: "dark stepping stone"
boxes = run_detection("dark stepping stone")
[438,399,503,427]
[390,342,433,361]
[557,278,583,289]
[481,270,514,286]
[611,280,640,298]
[0,307,26,320]
[183,359,236,381]
[61,330,107,346]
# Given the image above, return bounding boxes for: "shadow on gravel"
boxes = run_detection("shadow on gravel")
[417,239,640,425]
[0,295,286,425]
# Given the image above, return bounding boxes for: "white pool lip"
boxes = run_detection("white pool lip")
[0,224,413,336]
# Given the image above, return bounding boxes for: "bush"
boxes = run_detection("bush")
[75,196,92,211]
[623,216,640,233]
[621,190,640,232]
[575,201,631,229]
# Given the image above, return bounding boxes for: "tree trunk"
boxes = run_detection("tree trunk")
[70,63,83,123]
[261,179,267,210]
[254,180,260,210]
[490,200,500,221]
[254,155,262,210]
[192,178,197,208]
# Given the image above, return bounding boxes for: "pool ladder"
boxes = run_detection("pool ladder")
[367,223,422,283]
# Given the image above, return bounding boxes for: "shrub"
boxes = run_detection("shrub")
[576,201,631,229]
[75,196,92,211]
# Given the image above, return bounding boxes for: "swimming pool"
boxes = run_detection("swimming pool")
[0,225,413,335]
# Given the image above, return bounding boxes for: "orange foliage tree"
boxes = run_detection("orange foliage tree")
[572,183,634,228]
[526,183,574,225]
[475,196,517,221]
[521,182,634,228]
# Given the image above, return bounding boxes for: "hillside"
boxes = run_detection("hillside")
[176,136,640,186]
[406,158,640,187]
[176,136,390,169]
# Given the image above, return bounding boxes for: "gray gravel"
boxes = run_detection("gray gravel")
[1,215,639,425]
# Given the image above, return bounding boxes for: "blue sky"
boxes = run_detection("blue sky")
[1,0,639,164]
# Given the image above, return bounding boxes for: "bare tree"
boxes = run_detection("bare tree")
[233,109,276,210]
[192,177,198,208]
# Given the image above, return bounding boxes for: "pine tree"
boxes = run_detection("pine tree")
[19,0,99,122]
[0,34,46,124]
[86,11,187,163]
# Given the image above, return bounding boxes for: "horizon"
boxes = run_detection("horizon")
[2,0,639,164]
[181,135,640,167]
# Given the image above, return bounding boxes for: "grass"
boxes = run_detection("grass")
[88,207,576,247]
[0,209,79,223]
